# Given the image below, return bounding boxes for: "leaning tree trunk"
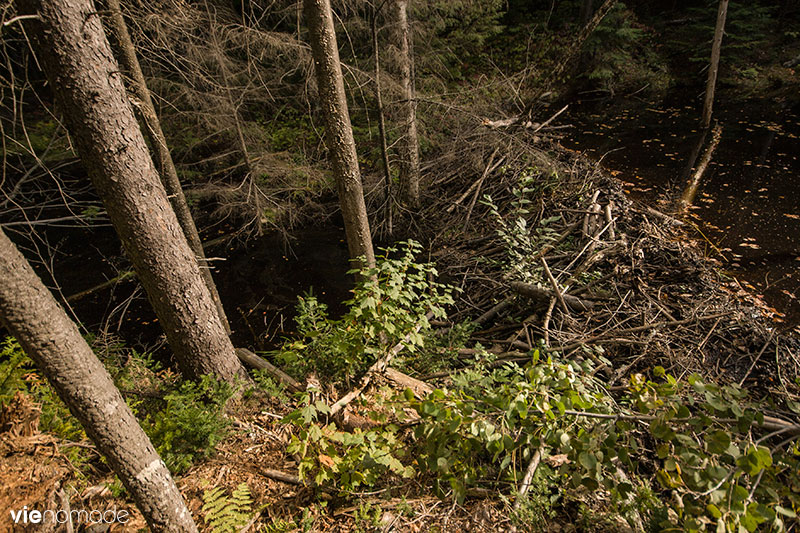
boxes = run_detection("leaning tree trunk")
[0,229,198,533]
[522,0,616,119]
[702,0,729,129]
[103,0,231,334]
[372,4,393,237]
[303,0,375,268]
[16,0,246,384]
[392,0,420,209]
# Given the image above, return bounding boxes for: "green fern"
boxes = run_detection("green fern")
[202,483,253,533]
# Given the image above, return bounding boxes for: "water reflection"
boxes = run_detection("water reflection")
[562,94,800,324]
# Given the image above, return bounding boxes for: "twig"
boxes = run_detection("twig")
[531,104,568,133]
[330,312,434,416]
[738,331,775,386]
[583,191,601,237]
[446,148,501,213]
[604,202,615,241]
[65,271,136,302]
[541,257,568,313]
[511,281,594,312]
[514,439,546,509]
[543,297,556,346]
[546,312,732,353]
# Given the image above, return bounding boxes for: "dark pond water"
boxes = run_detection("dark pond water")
[30,224,353,359]
[560,91,800,325]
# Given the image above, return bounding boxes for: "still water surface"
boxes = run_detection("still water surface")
[561,93,800,324]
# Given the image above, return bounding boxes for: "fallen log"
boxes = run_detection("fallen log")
[235,348,303,392]
[385,367,433,398]
[511,281,594,312]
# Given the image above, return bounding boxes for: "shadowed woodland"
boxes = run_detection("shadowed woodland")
[1,0,800,531]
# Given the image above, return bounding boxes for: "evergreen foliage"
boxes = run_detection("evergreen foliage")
[142,375,234,474]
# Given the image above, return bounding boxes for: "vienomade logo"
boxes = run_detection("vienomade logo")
[8,505,131,526]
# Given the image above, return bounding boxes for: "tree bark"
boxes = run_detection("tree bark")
[679,124,723,212]
[16,0,246,384]
[0,229,198,533]
[303,0,375,269]
[701,0,729,129]
[103,0,231,334]
[392,0,420,208]
[372,4,393,237]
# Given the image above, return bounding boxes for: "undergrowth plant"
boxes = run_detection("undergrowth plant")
[142,375,234,474]
[482,171,563,284]
[280,329,798,531]
[408,354,800,531]
[275,240,455,382]
[201,482,253,533]
[283,387,414,490]
[0,337,86,444]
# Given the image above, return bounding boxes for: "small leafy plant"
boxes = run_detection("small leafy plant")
[142,375,234,474]
[482,171,563,284]
[0,337,86,443]
[283,388,414,491]
[276,240,455,382]
[202,482,253,533]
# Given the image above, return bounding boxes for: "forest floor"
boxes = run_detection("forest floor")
[1,130,799,532]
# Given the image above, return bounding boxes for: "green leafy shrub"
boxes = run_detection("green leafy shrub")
[275,240,456,382]
[407,353,800,531]
[142,375,234,474]
[283,389,414,491]
[252,369,289,402]
[482,170,563,284]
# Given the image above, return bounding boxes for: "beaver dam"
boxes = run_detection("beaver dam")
[3,1,800,531]
[4,125,799,532]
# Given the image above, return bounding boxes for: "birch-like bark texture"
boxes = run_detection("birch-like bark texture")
[0,229,198,533]
[16,0,246,383]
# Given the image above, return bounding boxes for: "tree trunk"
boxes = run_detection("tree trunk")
[103,0,231,334]
[372,5,393,237]
[17,0,246,384]
[0,229,198,533]
[679,124,723,211]
[392,0,420,208]
[580,0,594,25]
[701,0,729,129]
[303,0,375,269]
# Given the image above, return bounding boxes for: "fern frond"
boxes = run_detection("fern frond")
[202,483,253,533]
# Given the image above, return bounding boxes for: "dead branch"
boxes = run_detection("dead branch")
[235,348,303,392]
[511,281,594,312]
[330,312,434,416]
